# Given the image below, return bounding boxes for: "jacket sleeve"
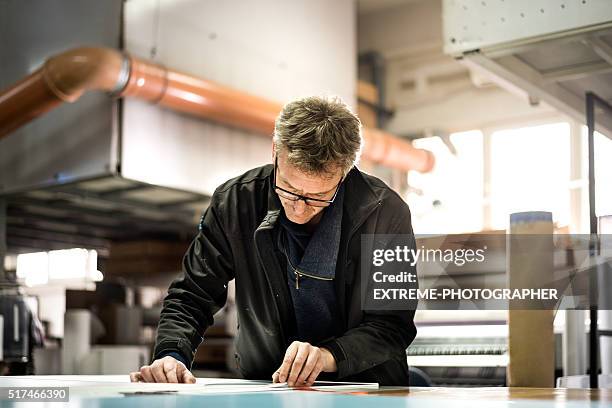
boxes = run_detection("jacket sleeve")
[152,193,234,368]
[321,198,418,379]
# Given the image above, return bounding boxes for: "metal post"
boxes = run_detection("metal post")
[586,92,598,389]
[564,121,588,376]
[0,199,6,282]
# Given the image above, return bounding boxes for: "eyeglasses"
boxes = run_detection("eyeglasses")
[273,157,342,208]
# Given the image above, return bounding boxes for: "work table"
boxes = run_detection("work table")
[0,375,609,407]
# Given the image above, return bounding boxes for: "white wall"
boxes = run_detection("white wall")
[122,0,357,195]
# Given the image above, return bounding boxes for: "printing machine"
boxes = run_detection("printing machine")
[407,322,508,386]
[406,317,572,387]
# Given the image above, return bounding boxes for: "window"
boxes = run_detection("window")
[407,130,484,234]
[489,123,570,230]
[16,248,102,287]
[594,130,612,218]
[407,122,607,234]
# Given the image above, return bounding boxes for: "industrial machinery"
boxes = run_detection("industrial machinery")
[0,278,41,375]
[407,322,508,386]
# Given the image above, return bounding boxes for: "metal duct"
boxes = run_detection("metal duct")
[0,47,434,173]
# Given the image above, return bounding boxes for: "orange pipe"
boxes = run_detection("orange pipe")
[0,47,434,172]
[362,128,434,173]
[0,48,125,136]
[0,71,63,137]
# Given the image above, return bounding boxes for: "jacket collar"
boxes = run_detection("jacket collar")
[340,167,382,234]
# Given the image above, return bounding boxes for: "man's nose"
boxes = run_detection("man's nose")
[292,199,308,214]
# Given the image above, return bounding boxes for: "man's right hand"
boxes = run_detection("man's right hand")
[129,356,196,383]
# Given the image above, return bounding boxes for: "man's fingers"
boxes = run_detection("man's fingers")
[180,366,197,384]
[163,359,179,383]
[305,361,324,386]
[176,362,196,384]
[129,372,143,382]
[296,349,319,386]
[151,362,168,383]
[278,342,299,383]
[140,366,154,382]
[136,357,193,383]
[288,343,310,386]
[271,371,280,383]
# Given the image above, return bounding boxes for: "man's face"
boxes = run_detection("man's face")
[275,152,343,225]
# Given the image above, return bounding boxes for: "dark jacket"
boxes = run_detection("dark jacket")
[152,164,418,385]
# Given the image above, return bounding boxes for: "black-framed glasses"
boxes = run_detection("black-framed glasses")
[273,157,342,208]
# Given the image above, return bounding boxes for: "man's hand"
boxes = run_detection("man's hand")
[272,341,337,387]
[129,356,196,384]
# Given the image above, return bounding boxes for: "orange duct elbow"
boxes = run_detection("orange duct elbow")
[0,46,435,173]
[42,47,127,102]
[0,47,126,136]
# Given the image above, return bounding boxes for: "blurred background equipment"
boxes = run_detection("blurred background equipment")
[0,278,43,375]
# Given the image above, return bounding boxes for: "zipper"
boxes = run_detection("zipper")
[281,239,334,290]
[292,267,334,290]
[283,199,383,291]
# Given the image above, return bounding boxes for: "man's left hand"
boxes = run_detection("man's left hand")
[272,341,337,387]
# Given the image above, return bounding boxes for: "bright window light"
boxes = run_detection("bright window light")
[594,130,612,217]
[407,130,484,234]
[16,249,102,286]
[490,122,570,229]
[16,252,49,287]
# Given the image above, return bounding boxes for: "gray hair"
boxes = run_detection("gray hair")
[273,96,362,177]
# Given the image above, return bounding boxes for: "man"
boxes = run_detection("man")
[130,96,417,386]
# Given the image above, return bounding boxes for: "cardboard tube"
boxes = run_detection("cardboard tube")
[507,211,555,387]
